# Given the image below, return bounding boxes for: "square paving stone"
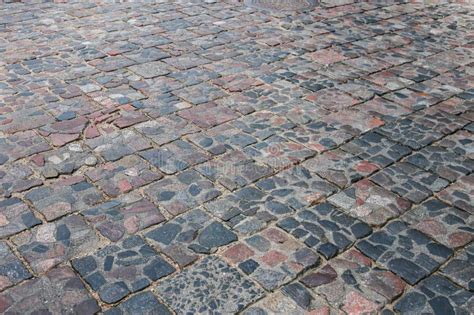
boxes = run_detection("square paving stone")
[0,241,32,291]
[267,99,330,125]
[0,131,50,164]
[366,70,415,91]
[169,68,219,87]
[393,274,472,315]
[144,170,221,217]
[103,291,172,315]
[204,186,293,235]
[437,130,474,160]
[0,198,41,238]
[0,164,42,198]
[382,88,441,111]
[0,107,54,134]
[255,166,338,210]
[355,96,412,122]
[244,135,315,170]
[277,202,372,259]
[92,56,136,72]
[323,108,385,136]
[356,220,453,285]
[163,53,210,70]
[82,194,166,242]
[155,256,263,314]
[223,227,320,290]
[410,108,469,135]
[86,130,152,162]
[145,208,237,267]
[328,179,412,226]
[342,56,391,73]
[72,235,175,304]
[370,162,450,203]
[196,150,273,191]
[25,176,104,221]
[300,249,406,313]
[127,61,172,78]
[134,115,199,146]
[242,287,334,314]
[173,82,227,105]
[340,131,412,167]
[0,266,100,314]
[187,123,258,155]
[336,79,389,101]
[401,198,473,249]
[139,140,209,175]
[281,121,355,153]
[177,102,238,128]
[138,92,191,117]
[438,174,474,214]
[440,244,473,291]
[304,149,380,189]
[405,145,474,182]
[231,110,296,141]
[30,143,97,178]
[389,64,439,83]
[85,154,163,198]
[375,118,444,150]
[13,215,101,274]
[306,88,359,112]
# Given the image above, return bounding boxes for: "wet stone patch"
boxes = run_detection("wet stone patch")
[155,256,264,314]
[72,235,175,304]
[223,227,319,290]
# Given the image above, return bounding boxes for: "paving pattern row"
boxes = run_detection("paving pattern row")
[0,0,473,314]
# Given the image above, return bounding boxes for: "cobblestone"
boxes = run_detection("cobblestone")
[1,1,473,312]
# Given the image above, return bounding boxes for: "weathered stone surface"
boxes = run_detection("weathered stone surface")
[83,194,165,242]
[278,202,371,259]
[72,235,175,304]
[356,220,453,285]
[256,166,337,210]
[85,155,163,197]
[438,174,474,214]
[0,241,32,291]
[104,291,172,315]
[155,256,263,313]
[134,115,199,146]
[0,266,100,314]
[139,140,209,175]
[144,170,221,216]
[371,162,449,204]
[328,179,412,226]
[0,164,42,197]
[0,198,41,238]
[301,249,406,312]
[393,275,472,315]
[440,244,474,291]
[145,208,236,267]
[401,199,473,249]
[13,215,100,274]
[197,150,273,191]
[25,176,103,221]
[223,227,319,290]
[0,131,50,164]
[304,149,380,189]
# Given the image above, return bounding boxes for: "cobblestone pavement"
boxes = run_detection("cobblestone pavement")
[0,0,473,314]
